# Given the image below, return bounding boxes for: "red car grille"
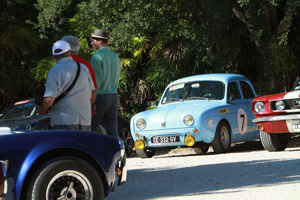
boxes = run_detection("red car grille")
[271,98,300,111]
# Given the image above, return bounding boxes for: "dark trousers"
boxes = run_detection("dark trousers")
[92,93,119,137]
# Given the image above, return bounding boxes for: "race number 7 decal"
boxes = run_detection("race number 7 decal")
[240,114,245,131]
[238,108,247,135]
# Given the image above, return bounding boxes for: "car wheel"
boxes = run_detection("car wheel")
[193,142,210,154]
[212,121,231,153]
[260,131,291,151]
[135,147,156,158]
[118,123,134,157]
[26,156,104,200]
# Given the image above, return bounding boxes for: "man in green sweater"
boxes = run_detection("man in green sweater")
[90,28,121,137]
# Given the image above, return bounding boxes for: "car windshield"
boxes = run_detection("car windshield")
[293,76,300,90]
[161,81,224,104]
[0,100,36,120]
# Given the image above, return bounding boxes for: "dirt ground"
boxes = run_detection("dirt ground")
[107,136,300,200]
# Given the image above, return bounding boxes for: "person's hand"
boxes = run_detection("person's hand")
[36,105,47,115]
[92,103,97,116]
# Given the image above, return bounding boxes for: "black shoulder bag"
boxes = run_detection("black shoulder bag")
[34,61,81,106]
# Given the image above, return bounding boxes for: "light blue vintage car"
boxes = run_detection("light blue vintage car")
[130,73,260,158]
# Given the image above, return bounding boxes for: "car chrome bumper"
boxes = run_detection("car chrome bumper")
[116,137,127,186]
[117,155,127,186]
[252,114,300,123]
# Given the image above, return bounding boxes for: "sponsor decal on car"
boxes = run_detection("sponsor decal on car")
[169,83,185,91]
[218,108,229,114]
[208,119,213,130]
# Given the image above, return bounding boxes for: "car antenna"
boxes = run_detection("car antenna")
[283,74,286,92]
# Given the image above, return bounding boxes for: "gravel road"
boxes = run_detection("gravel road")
[107,136,300,200]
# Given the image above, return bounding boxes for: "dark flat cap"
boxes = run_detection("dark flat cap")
[91,29,110,40]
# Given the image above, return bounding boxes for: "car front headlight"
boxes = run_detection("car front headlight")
[183,114,194,126]
[136,118,146,130]
[275,100,285,110]
[254,101,265,113]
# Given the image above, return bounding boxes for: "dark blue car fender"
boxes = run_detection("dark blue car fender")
[0,130,122,200]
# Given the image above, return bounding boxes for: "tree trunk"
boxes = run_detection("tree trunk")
[231,0,297,94]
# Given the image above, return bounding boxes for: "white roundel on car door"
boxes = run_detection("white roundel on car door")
[237,108,248,135]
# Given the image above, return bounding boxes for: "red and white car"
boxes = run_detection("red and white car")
[251,77,300,151]
[0,161,6,199]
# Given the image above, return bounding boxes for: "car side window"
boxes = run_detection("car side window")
[227,82,240,100]
[240,81,255,99]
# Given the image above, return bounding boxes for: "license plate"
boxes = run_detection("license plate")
[151,136,180,144]
[293,124,300,131]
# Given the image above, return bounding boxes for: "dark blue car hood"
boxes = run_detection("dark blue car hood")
[0,115,50,130]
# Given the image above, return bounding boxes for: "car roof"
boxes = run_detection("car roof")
[167,73,247,87]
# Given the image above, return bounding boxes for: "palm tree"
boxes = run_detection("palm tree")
[0,1,43,111]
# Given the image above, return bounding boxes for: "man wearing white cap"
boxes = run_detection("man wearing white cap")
[61,35,98,116]
[37,40,95,130]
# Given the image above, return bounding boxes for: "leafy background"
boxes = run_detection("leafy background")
[1,0,300,115]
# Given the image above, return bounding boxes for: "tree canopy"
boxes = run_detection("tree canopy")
[1,0,300,114]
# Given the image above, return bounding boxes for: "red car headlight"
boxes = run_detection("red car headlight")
[275,100,285,111]
[254,101,265,113]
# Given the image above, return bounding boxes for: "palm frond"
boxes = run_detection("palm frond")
[31,57,56,82]
[131,36,150,46]
[0,25,42,60]
[120,58,133,69]
[3,63,35,93]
